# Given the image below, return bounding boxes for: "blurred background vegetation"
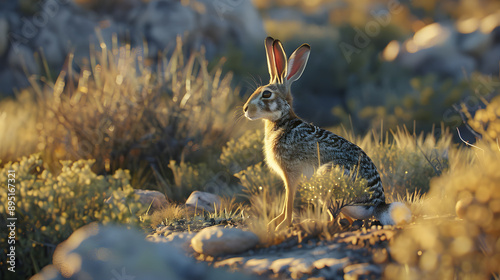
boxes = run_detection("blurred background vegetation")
[0,0,500,279]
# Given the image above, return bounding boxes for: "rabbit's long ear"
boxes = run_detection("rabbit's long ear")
[272,40,288,84]
[286,44,310,87]
[265,37,277,83]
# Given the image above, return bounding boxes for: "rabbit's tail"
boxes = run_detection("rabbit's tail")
[374,202,412,225]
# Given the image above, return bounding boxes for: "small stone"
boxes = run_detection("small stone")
[351,220,364,230]
[185,191,221,212]
[313,257,349,270]
[269,257,295,273]
[243,258,272,275]
[213,257,246,269]
[373,249,389,264]
[370,220,382,228]
[344,263,382,280]
[339,218,350,229]
[456,197,473,219]
[191,226,259,257]
[8,44,38,74]
[147,231,196,255]
[459,30,492,56]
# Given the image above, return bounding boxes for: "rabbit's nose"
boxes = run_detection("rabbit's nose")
[243,104,248,112]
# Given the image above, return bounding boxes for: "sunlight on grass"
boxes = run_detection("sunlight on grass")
[386,97,500,279]
[0,92,39,162]
[26,35,241,174]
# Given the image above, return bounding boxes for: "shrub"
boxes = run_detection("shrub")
[219,129,264,174]
[235,162,282,197]
[362,126,451,195]
[32,35,240,174]
[386,143,500,279]
[298,165,369,209]
[0,92,39,163]
[0,155,142,279]
[165,160,216,201]
[386,98,500,279]
[334,72,474,133]
[465,94,500,148]
[297,126,450,202]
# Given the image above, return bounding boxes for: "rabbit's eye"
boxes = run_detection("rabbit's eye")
[262,90,272,99]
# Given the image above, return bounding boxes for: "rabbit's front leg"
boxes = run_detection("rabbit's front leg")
[276,174,299,231]
[267,211,286,231]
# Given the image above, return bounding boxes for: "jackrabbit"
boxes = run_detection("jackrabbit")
[243,37,411,231]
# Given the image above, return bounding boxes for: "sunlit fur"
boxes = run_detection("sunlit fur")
[243,37,410,231]
[244,84,292,122]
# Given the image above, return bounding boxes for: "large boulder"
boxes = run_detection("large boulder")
[1,0,265,95]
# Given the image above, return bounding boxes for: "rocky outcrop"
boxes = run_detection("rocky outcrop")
[0,0,265,95]
[385,18,500,79]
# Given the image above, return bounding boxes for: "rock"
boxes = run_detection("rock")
[191,226,259,256]
[0,17,9,57]
[198,0,265,45]
[31,223,251,280]
[213,235,367,278]
[399,46,476,80]
[134,189,168,212]
[351,220,364,230]
[134,0,196,52]
[313,257,350,270]
[132,0,264,59]
[0,69,18,96]
[459,30,492,56]
[480,44,500,75]
[344,263,382,280]
[74,0,143,19]
[0,0,265,94]
[456,197,473,219]
[105,189,168,213]
[35,28,65,67]
[413,22,457,50]
[186,191,221,212]
[147,231,196,255]
[7,44,38,74]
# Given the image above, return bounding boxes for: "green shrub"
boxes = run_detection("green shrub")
[298,165,369,209]
[0,155,141,279]
[235,162,282,197]
[219,129,264,174]
[164,160,216,201]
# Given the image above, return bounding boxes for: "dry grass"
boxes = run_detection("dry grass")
[23,34,240,175]
[0,92,39,162]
